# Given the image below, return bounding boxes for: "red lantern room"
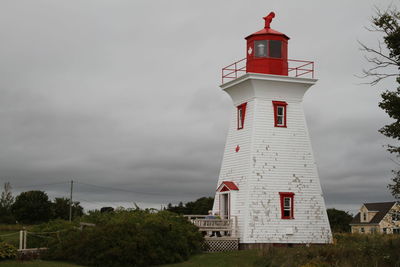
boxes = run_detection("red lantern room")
[221,12,314,84]
[245,12,289,76]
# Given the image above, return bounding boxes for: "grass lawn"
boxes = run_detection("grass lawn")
[0,251,258,267]
[0,261,85,267]
[163,250,259,267]
[0,225,32,248]
[0,231,20,247]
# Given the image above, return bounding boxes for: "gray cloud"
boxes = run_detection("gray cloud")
[0,0,398,213]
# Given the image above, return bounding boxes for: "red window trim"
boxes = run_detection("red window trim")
[237,103,247,130]
[279,192,294,219]
[272,101,287,128]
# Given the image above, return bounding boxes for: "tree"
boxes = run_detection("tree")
[361,6,400,199]
[11,191,52,224]
[100,207,114,213]
[166,201,186,214]
[166,197,214,215]
[52,197,84,220]
[0,182,14,209]
[184,197,214,215]
[388,171,400,199]
[326,208,353,233]
[0,182,15,223]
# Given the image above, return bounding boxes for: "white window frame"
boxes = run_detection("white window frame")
[283,197,291,217]
[272,101,287,128]
[276,106,285,126]
[238,108,243,129]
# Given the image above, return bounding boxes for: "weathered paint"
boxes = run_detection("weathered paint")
[213,73,332,244]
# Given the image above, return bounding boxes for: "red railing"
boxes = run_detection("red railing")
[221,58,247,84]
[288,59,314,79]
[221,58,314,84]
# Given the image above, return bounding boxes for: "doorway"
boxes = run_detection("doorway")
[219,193,230,219]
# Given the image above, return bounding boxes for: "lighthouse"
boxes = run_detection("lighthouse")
[212,12,332,247]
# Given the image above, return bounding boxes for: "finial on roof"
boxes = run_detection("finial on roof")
[263,12,275,29]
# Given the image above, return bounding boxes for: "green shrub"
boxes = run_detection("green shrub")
[0,224,27,231]
[27,219,78,249]
[0,242,17,260]
[254,233,400,267]
[40,210,203,267]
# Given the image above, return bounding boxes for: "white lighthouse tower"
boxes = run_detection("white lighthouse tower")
[212,12,332,247]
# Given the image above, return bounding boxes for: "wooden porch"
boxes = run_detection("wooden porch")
[184,215,239,252]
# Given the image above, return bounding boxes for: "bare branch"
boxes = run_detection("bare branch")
[389,157,400,167]
[358,41,398,64]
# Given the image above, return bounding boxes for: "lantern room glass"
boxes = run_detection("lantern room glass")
[254,40,282,58]
[269,40,282,58]
[255,40,268,57]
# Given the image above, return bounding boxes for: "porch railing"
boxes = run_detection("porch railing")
[184,215,238,238]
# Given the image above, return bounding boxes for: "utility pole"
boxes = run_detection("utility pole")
[69,180,73,222]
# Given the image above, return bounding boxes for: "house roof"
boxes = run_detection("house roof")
[350,201,396,225]
[216,181,239,192]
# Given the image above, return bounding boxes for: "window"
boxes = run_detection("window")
[279,192,294,219]
[391,211,400,221]
[255,40,268,57]
[363,212,367,222]
[393,228,400,234]
[272,101,287,127]
[237,103,247,130]
[370,227,377,234]
[269,40,282,58]
[383,228,387,234]
[360,227,365,233]
[254,40,282,58]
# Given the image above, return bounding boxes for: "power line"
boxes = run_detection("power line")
[1,179,208,206]
[2,179,206,197]
[73,196,124,209]
[10,181,69,189]
[75,181,166,196]
[75,181,207,197]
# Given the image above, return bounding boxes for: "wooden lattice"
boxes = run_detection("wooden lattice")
[203,237,239,252]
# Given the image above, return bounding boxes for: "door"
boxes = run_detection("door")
[219,193,230,219]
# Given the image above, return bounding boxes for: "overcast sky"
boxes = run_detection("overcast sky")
[0,0,398,214]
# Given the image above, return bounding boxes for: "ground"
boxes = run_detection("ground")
[163,250,258,267]
[0,261,84,267]
[1,233,399,266]
[0,250,258,267]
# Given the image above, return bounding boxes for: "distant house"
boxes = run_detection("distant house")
[350,202,400,234]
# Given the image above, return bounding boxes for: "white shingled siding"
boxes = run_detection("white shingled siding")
[212,98,254,241]
[213,73,332,244]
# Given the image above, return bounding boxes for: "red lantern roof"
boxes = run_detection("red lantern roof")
[246,27,289,40]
